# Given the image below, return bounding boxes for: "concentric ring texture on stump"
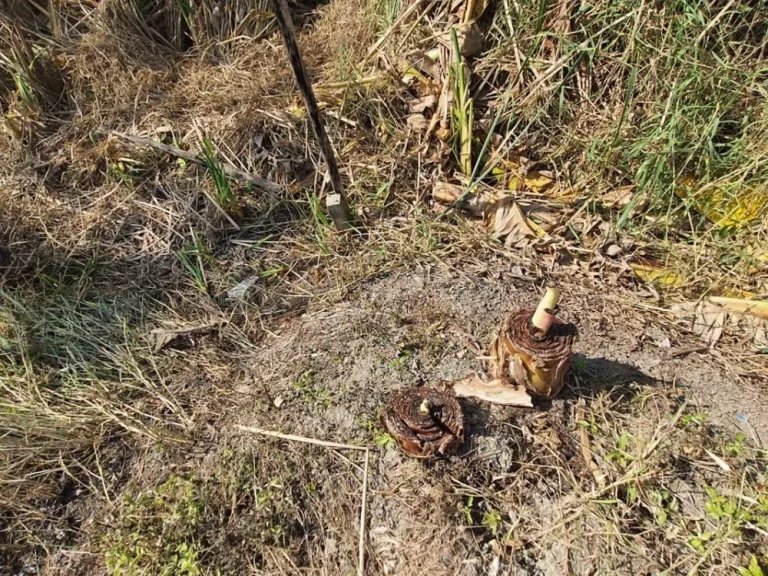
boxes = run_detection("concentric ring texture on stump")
[494,308,577,398]
[382,387,464,458]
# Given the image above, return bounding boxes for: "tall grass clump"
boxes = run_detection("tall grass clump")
[104,0,274,53]
[483,0,768,238]
[0,285,189,559]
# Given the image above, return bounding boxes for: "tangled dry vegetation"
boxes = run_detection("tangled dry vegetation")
[1,0,767,574]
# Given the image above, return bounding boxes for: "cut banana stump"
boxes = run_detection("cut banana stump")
[490,308,577,399]
[382,387,464,458]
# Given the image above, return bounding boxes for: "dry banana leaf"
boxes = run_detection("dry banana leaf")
[452,374,533,407]
[489,197,537,247]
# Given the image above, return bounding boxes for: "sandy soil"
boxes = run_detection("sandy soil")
[211,266,766,574]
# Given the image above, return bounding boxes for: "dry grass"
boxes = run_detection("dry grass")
[1,0,767,573]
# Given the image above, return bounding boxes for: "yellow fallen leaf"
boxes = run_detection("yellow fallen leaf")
[287,103,305,118]
[497,158,521,172]
[676,176,767,229]
[523,171,553,193]
[630,263,686,288]
[719,288,757,300]
[708,297,768,320]
[494,159,553,193]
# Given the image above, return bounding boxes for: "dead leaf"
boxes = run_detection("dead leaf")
[494,159,556,195]
[522,171,553,193]
[453,374,533,407]
[226,275,259,300]
[670,302,726,348]
[435,126,452,142]
[148,323,220,353]
[398,50,439,82]
[694,306,726,348]
[409,95,437,114]
[406,114,429,133]
[432,181,495,214]
[432,181,464,204]
[600,186,636,208]
[524,205,558,235]
[704,449,731,472]
[489,196,537,247]
[437,22,484,57]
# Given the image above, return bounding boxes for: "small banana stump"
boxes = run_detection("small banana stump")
[490,308,577,399]
[382,387,464,458]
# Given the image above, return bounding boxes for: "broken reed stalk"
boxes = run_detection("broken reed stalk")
[270,0,353,231]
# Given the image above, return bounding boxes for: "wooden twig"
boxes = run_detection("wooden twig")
[110,131,282,193]
[270,0,353,231]
[237,425,369,450]
[358,448,369,576]
[237,425,369,575]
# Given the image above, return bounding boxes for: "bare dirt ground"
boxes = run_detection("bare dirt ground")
[39,265,767,576]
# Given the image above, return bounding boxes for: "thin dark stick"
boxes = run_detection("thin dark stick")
[271,0,353,230]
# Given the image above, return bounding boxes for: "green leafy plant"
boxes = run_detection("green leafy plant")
[387,348,412,371]
[461,496,475,525]
[739,556,765,576]
[449,27,474,175]
[482,506,503,536]
[607,431,632,468]
[201,137,241,217]
[105,476,202,576]
[358,415,395,448]
[307,192,330,255]
[176,231,211,293]
[726,432,747,457]
[689,530,712,555]
[648,488,678,527]
[704,486,751,526]
[293,370,332,408]
[680,412,707,428]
